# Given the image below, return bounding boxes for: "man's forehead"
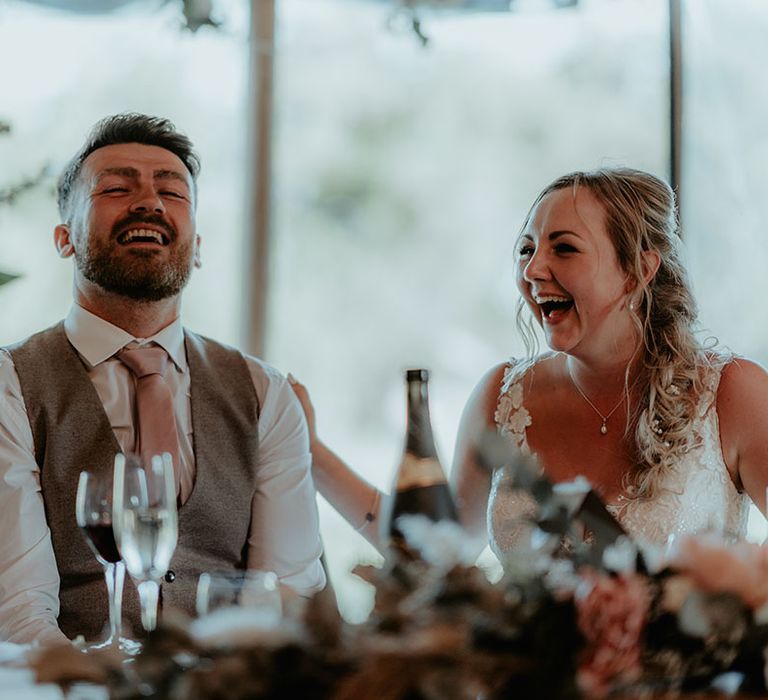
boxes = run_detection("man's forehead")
[82,143,192,183]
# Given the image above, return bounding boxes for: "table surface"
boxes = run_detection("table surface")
[3,641,766,700]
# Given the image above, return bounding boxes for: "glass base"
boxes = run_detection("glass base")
[78,635,142,656]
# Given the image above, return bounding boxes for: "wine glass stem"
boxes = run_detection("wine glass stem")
[104,561,126,643]
[137,580,160,632]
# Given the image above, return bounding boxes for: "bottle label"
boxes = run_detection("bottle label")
[394,453,449,491]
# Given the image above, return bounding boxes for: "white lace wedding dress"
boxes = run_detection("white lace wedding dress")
[488,355,750,559]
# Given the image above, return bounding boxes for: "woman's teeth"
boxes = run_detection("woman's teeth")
[537,296,574,318]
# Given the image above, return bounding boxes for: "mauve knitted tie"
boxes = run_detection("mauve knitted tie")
[117,346,181,496]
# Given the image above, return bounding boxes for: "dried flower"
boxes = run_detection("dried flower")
[575,572,650,697]
[601,536,639,574]
[670,536,768,609]
[395,515,477,570]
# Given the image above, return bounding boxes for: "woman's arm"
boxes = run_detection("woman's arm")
[288,375,382,549]
[716,357,768,513]
[450,363,507,550]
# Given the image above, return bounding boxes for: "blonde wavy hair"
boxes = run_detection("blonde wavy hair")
[515,167,714,498]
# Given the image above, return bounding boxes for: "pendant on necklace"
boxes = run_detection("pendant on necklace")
[600,421,608,435]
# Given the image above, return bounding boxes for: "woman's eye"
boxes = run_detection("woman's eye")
[103,187,127,194]
[555,243,577,254]
[161,191,185,199]
[518,245,534,257]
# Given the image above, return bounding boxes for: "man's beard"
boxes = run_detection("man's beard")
[75,218,194,302]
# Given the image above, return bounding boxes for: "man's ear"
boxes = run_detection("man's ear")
[193,234,202,269]
[54,224,75,258]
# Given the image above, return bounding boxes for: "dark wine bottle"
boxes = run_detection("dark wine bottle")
[381,369,459,551]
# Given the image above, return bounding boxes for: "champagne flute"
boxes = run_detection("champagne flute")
[75,469,140,653]
[190,570,283,643]
[112,452,178,633]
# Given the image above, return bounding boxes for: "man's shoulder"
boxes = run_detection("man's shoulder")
[0,322,68,402]
[2,322,66,355]
[182,329,244,364]
[182,330,288,416]
[182,329,281,382]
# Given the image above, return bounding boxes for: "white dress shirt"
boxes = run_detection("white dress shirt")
[0,305,324,645]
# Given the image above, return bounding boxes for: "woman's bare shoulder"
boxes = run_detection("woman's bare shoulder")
[466,362,511,425]
[716,356,768,505]
[716,356,768,453]
[719,355,768,390]
[465,354,554,424]
[717,356,768,410]
[473,356,535,401]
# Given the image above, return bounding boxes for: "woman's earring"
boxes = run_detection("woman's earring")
[629,300,636,312]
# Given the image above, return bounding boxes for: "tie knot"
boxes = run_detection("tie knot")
[117,346,171,378]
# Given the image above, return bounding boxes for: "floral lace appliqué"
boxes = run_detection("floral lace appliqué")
[494,359,533,454]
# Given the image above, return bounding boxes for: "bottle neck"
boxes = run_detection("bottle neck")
[404,379,438,459]
[381,371,460,547]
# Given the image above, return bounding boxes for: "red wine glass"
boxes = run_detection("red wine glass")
[75,469,139,653]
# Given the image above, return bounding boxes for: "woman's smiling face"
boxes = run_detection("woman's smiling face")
[515,185,633,360]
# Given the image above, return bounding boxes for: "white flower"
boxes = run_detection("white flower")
[189,607,286,649]
[602,536,639,574]
[544,558,581,593]
[396,515,477,569]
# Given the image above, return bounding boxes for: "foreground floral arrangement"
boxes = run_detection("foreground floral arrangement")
[34,449,768,699]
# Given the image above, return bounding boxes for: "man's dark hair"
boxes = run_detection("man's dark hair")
[57,113,201,219]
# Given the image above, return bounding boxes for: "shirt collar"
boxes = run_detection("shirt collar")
[64,304,187,372]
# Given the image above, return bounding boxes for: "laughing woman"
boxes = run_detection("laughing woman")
[455,167,768,555]
[292,168,768,555]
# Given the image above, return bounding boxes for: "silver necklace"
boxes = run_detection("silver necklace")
[567,365,625,436]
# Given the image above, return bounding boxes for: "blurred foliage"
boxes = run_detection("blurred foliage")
[0,164,50,208]
[0,118,33,287]
[0,0,222,290]
[388,0,579,45]
[181,0,221,32]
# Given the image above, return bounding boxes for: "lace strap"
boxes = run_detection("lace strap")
[696,353,732,419]
[494,357,535,453]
